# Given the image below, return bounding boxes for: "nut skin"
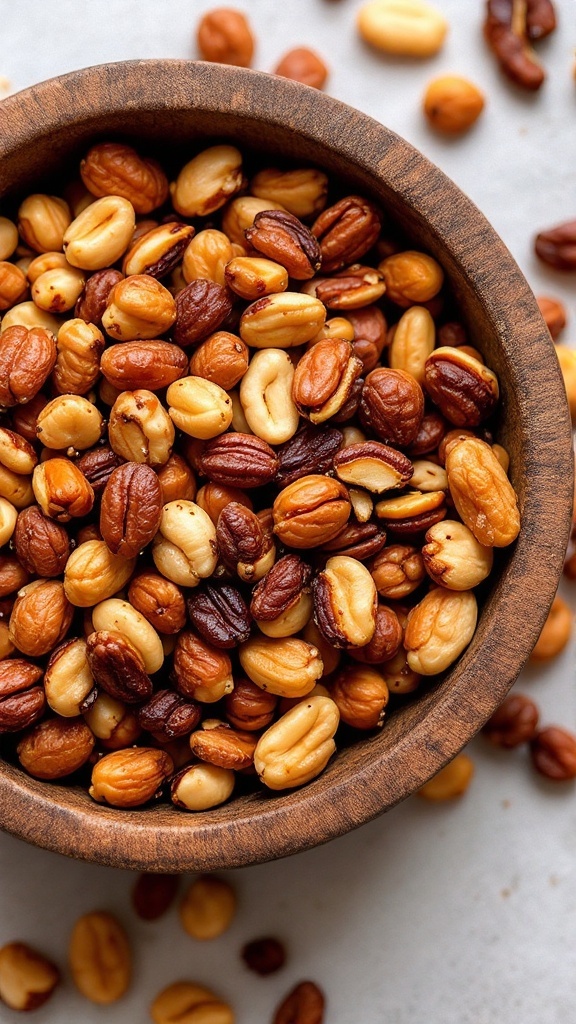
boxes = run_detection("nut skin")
[101,340,188,391]
[345,304,388,373]
[310,263,386,310]
[424,347,499,427]
[530,726,576,780]
[360,367,424,448]
[225,677,278,731]
[330,663,389,729]
[14,504,71,576]
[189,330,249,390]
[89,747,174,807]
[406,410,447,457]
[246,209,322,280]
[313,555,377,648]
[0,942,60,1012]
[173,630,234,704]
[0,658,45,733]
[17,716,95,779]
[529,595,572,661]
[137,688,201,742]
[482,693,539,748]
[274,46,329,89]
[80,141,169,213]
[172,279,234,348]
[0,325,57,407]
[187,582,252,649]
[272,474,351,549]
[100,462,163,559]
[68,911,132,1005]
[128,571,186,635]
[32,458,95,521]
[0,261,28,311]
[272,980,325,1024]
[199,432,279,488]
[156,453,197,504]
[250,554,312,621]
[311,194,382,273]
[86,629,153,703]
[275,424,343,488]
[9,579,73,657]
[75,268,124,327]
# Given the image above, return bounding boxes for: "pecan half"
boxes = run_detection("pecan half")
[250,554,312,621]
[14,505,71,577]
[534,220,576,271]
[0,326,57,408]
[199,432,279,488]
[187,583,252,648]
[312,195,382,273]
[360,367,424,448]
[245,209,321,280]
[172,279,234,347]
[100,340,188,391]
[100,462,163,559]
[530,726,576,780]
[75,268,124,327]
[0,659,45,733]
[128,571,186,635]
[483,0,555,91]
[216,501,274,582]
[75,445,125,497]
[312,264,386,309]
[292,338,363,423]
[276,424,343,488]
[86,629,153,703]
[137,688,201,742]
[320,520,387,561]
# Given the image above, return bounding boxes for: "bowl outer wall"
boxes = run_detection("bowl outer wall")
[0,60,572,872]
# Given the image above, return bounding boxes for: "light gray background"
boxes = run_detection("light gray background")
[0,1,575,1021]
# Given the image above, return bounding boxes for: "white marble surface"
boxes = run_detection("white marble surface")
[0,1,575,1021]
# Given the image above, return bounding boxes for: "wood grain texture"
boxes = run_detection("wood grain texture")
[0,61,572,871]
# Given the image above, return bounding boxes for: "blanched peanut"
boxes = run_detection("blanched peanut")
[256,591,313,638]
[152,500,218,588]
[166,376,233,439]
[63,195,136,270]
[388,305,435,384]
[31,265,85,312]
[239,349,299,444]
[404,586,477,675]
[240,291,326,349]
[171,145,244,218]
[239,635,323,698]
[422,519,493,590]
[182,228,236,286]
[91,598,164,673]
[83,692,141,749]
[45,637,94,716]
[357,0,448,58]
[64,540,136,608]
[0,428,37,475]
[179,875,237,940]
[409,459,447,492]
[171,763,235,811]
[18,193,71,253]
[0,300,61,335]
[36,395,103,450]
[254,694,340,790]
[26,251,68,283]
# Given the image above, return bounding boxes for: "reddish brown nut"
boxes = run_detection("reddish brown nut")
[172,279,234,348]
[312,195,381,273]
[156,453,197,505]
[311,264,386,310]
[320,520,387,561]
[406,411,447,457]
[241,936,286,975]
[333,440,413,493]
[75,445,124,497]
[132,873,180,921]
[346,305,388,373]
[276,424,343,488]
[187,583,252,649]
[80,142,169,213]
[173,630,233,703]
[484,0,554,91]
[86,629,153,703]
[0,261,28,310]
[32,458,95,521]
[246,209,322,280]
[274,47,329,89]
[189,331,249,390]
[224,677,278,731]
[137,688,201,742]
[250,554,312,620]
[13,505,71,577]
[272,474,351,549]
[89,747,174,807]
[100,340,188,391]
[530,726,576,780]
[9,579,73,657]
[100,462,163,559]
[128,571,187,634]
[189,721,258,769]
[348,602,403,664]
[75,268,124,326]
[534,220,576,270]
[11,393,48,444]
[537,296,567,340]
[359,367,424,448]
[197,7,255,66]
[0,658,45,733]
[17,716,95,779]
[0,325,57,407]
[424,347,499,427]
[216,501,274,582]
[482,693,540,748]
[0,554,29,597]
[199,432,279,488]
[292,339,363,423]
[329,663,389,729]
[272,980,325,1024]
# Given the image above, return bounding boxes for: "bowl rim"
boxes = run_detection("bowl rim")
[0,59,572,872]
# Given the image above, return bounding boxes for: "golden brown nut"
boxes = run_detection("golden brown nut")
[182,228,236,286]
[0,942,60,1012]
[128,571,187,635]
[272,474,351,549]
[0,261,28,311]
[0,325,57,408]
[52,318,104,395]
[166,376,233,439]
[189,331,249,391]
[422,519,493,589]
[274,47,329,89]
[445,437,520,547]
[68,912,132,1004]
[100,340,188,392]
[0,658,45,734]
[404,586,478,675]
[108,389,175,466]
[31,264,86,313]
[14,504,70,577]
[196,8,254,66]
[329,664,389,729]
[170,762,235,812]
[173,630,233,703]
[36,394,103,450]
[239,635,323,698]
[89,747,173,807]
[102,274,177,340]
[254,695,339,789]
[151,981,234,1024]
[217,501,275,582]
[9,579,73,657]
[156,453,197,504]
[357,0,448,57]
[83,691,141,750]
[225,677,278,731]
[225,256,289,299]
[63,539,136,607]
[529,594,572,661]
[63,195,135,270]
[379,249,444,307]
[80,141,169,213]
[245,209,322,280]
[18,193,71,253]
[179,875,237,940]
[369,544,425,599]
[17,716,95,779]
[292,338,363,424]
[171,145,244,217]
[333,440,413,493]
[423,75,485,133]
[240,291,326,349]
[123,220,195,277]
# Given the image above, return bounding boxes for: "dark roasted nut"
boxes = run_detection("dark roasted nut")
[101,340,188,391]
[156,453,197,504]
[424,347,499,427]
[137,688,201,742]
[313,554,377,648]
[89,747,174,807]
[292,339,363,423]
[9,579,73,657]
[100,462,163,559]
[329,663,389,728]
[17,716,95,779]
[86,629,153,703]
[0,941,60,1012]
[346,304,388,373]
[369,543,425,599]
[483,0,552,91]
[172,279,234,348]
[241,936,286,976]
[482,693,540,748]
[274,46,329,88]
[128,571,187,634]
[0,554,29,597]
[80,142,169,213]
[406,410,447,457]
[360,367,424,448]
[189,721,258,769]
[123,222,195,277]
[75,445,124,497]
[189,331,249,390]
[32,458,95,521]
[224,677,278,731]
[530,726,576,780]
[537,295,567,340]
[320,520,387,561]
[187,582,252,648]
[245,209,322,280]
[173,630,234,702]
[199,432,279,488]
[311,264,386,309]
[276,424,343,488]
[534,219,576,270]
[0,325,57,407]
[250,554,312,621]
[333,440,413,493]
[273,474,351,548]
[216,501,274,582]
[0,658,45,733]
[197,7,255,66]
[11,393,48,444]
[195,480,253,524]
[272,980,325,1024]
[348,602,403,664]
[14,504,71,576]
[0,261,28,310]
[312,195,382,273]
[75,268,124,326]
[375,489,447,535]
[132,873,180,921]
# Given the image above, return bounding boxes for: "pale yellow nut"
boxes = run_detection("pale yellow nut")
[18,193,72,253]
[0,941,60,1012]
[225,255,289,300]
[404,586,477,675]
[315,555,378,647]
[108,389,175,466]
[182,228,236,287]
[357,0,448,57]
[0,465,34,510]
[0,300,61,334]
[445,437,521,547]
[422,519,493,590]
[150,981,234,1024]
[0,428,37,475]
[82,692,136,744]
[31,265,85,313]
[26,251,69,284]
[250,166,329,219]
[63,195,136,270]
[171,144,244,218]
[256,591,313,638]
[221,195,286,248]
[239,635,323,698]
[68,911,131,1005]
[388,305,435,384]
[63,540,136,608]
[166,376,233,439]
[152,500,218,588]
[254,694,340,790]
[240,291,326,348]
[229,389,253,434]
[44,637,94,717]
[0,217,18,262]
[179,876,237,940]
[417,752,474,800]
[36,394,103,450]
[349,486,374,523]
[171,763,235,811]
[239,348,299,444]
[409,459,447,492]
[91,598,164,674]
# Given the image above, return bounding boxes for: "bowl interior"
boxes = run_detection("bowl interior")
[0,60,572,871]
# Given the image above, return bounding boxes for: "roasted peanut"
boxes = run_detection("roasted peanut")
[179,875,237,940]
[422,519,493,590]
[53,318,104,395]
[404,586,478,675]
[171,145,244,217]
[89,747,173,807]
[18,193,71,253]
[239,348,299,444]
[68,911,131,1004]
[108,389,174,466]
[254,695,339,789]
[167,376,233,439]
[171,763,235,811]
[63,195,135,270]
[0,942,60,1012]
[240,635,323,698]
[240,292,326,349]
[44,637,95,717]
[102,273,176,340]
[379,250,444,307]
[417,753,474,799]
[357,0,448,57]
[36,394,103,450]
[152,499,218,587]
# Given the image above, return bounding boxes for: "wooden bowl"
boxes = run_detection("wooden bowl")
[0,60,572,871]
